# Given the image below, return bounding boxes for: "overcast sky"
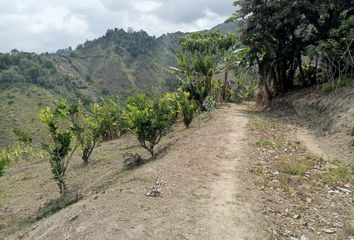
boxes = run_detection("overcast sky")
[0,0,235,53]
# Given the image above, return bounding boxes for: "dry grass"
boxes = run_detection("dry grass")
[247,103,354,239]
[0,121,187,238]
[274,154,323,177]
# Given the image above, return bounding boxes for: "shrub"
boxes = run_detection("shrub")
[320,75,354,93]
[177,92,197,128]
[90,98,122,141]
[161,92,179,122]
[125,94,175,157]
[203,96,216,112]
[0,128,43,177]
[40,100,78,196]
[229,77,257,102]
[70,99,122,164]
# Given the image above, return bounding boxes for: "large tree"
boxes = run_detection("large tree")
[229,0,354,105]
[175,31,237,109]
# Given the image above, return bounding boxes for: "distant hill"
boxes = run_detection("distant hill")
[212,21,238,34]
[0,29,184,146]
[0,22,237,146]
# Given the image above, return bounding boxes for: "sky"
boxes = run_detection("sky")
[0,0,235,53]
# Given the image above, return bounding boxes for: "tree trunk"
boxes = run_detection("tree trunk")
[222,70,228,101]
[82,142,96,165]
[256,71,272,107]
[58,177,67,197]
[271,66,279,96]
[297,53,306,87]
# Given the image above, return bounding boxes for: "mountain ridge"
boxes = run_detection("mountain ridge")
[0,22,235,146]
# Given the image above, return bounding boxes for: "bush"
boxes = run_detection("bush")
[161,92,179,122]
[203,96,216,112]
[70,98,123,164]
[229,77,257,102]
[177,92,197,128]
[125,94,175,157]
[40,100,78,196]
[0,128,43,177]
[320,75,354,93]
[90,98,122,141]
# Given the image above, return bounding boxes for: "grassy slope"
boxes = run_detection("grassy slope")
[0,84,58,146]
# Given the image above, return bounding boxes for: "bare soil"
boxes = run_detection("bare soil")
[4,104,267,240]
[248,109,353,240]
[2,98,353,240]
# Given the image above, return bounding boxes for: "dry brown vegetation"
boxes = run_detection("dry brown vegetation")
[248,112,353,239]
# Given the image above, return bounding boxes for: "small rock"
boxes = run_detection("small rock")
[301,235,307,240]
[69,214,78,222]
[306,198,312,203]
[337,187,352,194]
[273,171,279,175]
[293,214,300,219]
[322,228,336,234]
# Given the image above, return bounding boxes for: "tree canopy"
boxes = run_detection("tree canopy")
[229,0,354,105]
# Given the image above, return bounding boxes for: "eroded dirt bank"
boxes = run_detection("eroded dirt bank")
[271,87,354,163]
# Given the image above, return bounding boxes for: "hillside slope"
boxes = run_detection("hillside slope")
[0,30,183,146]
[271,87,354,162]
[2,99,353,239]
[4,105,267,240]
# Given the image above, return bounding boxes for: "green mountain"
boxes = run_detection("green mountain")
[212,21,237,34]
[0,22,236,146]
[0,29,184,146]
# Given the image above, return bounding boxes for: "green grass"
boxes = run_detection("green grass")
[256,138,278,149]
[276,155,322,177]
[0,84,58,147]
[320,75,354,93]
[250,117,274,131]
[320,160,354,187]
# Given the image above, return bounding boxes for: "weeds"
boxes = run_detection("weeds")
[256,138,278,149]
[320,161,354,187]
[275,155,322,177]
[320,75,354,93]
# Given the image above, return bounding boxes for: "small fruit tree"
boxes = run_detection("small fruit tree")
[39,99,78,196]
[125,94,175,157]
[177,92,197,128]
[69,98,122,164]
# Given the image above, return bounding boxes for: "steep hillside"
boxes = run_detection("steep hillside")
[54,29,183,98]
[0,22,237,146]
[212,21,237,33]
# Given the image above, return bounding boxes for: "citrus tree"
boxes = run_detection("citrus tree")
[39,99,78,196]
[125,94,175,157]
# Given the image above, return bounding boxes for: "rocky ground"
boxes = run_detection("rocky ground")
[248,106,353,240]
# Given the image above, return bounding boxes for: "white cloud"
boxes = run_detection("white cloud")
[133,1,162,13]
[26,6,88,35]
[0,0,235,53]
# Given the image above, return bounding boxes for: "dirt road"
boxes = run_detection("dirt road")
[8,104,266,240]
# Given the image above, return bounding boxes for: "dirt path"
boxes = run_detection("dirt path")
[203,109,262,239]
[8,104,266,240]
